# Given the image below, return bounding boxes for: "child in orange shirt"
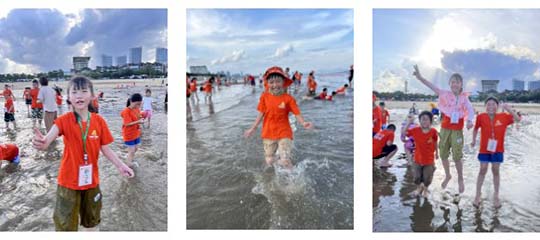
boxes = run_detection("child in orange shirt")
[471,96,519,208]
[380,102,390,129]
[4,95,16,129]
[32,76,133,231]
[403,111,438,198]
[121,93,144,167]
[30,80,43,128]
[244,66,313,169]
[23,87,32,117]
[55,87,63,114]
[203,78,214,103]
[307,71,317,96]
[373,124,397,168]
[336,84,348,95]
[0,143,20,169]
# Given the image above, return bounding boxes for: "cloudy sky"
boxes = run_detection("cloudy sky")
[187,9,353,75]
[0,8,167,73]
[374,9,540,93]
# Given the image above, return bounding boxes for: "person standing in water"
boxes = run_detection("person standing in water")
[413,65,475,194]
[348,64,354,87]
[471,96,520,208]
[244,66,313,170]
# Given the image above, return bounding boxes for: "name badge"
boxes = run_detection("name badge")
[79,164,93,187]
[451,112,460,124]
[487,138,498,152]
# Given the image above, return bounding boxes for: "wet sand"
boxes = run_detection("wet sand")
[0,78,168,231]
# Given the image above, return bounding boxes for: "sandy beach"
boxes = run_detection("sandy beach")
[0,78,168,231]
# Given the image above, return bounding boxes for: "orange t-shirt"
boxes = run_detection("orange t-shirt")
[336,86,346,94]
[121,107,141,141]
[92,98,99,109]
[474,112,514,154]
[373,129,394,157]
[56,95,63,105]
[257,92,300,140]
[30,88,43,109]
[308,76,317,91]
[381,109,389,125]
[373,106,382,133]
[0,143,19,161]
[23,89,31,100]
[190,82,197,92]
[203,82,212,93]
[407,127,438,165]
[441,113,465,130]
[55,112,114,190]
[5,98,14,113]
[3,89,12,98]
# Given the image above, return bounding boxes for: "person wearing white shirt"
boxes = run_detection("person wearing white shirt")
[37,77,58,132]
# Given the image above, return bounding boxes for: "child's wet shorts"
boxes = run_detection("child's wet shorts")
[4,112,14,122]
[25,99,32,105]
[143,109,153,119]
[53,185,102,231]
[263,138,292,160]
[373,144,397,159]
[478,153,504,163]
[125,137,141,147]
[31,108,43,119]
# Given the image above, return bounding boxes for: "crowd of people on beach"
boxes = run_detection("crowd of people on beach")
[0,76,164,231]
[373,65,521,208]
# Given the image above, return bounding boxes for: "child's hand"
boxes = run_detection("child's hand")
[119,164,135,178]
[244,128,255,138]
[303,122,313,129]
[32,128,46,150]
[501,102,512,112]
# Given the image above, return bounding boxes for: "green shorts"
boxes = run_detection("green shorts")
[439,128,464,161]
[53,185,102,231]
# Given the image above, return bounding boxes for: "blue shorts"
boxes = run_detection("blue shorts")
[11,155,20,165]
[124,138,141,147]
[478,153,504,163]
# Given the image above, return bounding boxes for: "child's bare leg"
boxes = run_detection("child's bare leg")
[492,163,501,207]
[441,158,452,189]
[381,148,397,167]
[474,163,489,206]
[455,159,465,193]
[265,157,274,166]
[126,147,136,166]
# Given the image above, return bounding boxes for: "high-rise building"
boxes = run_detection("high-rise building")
[101,54,113,67]
[116,56,127,66]
[129,47,142,64]
[156,47,168,64]
[481,80,499,93]
[529,80,540,91]
[73,57,91,72]
[512,79,525,91]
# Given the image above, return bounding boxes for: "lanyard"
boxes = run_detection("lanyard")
[489,114,496,139]
[77,112,91,164]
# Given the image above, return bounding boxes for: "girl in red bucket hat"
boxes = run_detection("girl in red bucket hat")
[245,66,313,170]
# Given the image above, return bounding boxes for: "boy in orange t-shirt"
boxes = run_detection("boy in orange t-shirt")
[30,80,43,128]
[403,111,439,198]
[4,95,16,129]
[373,124,397,168]
[33,76,133,231]
[471,96,519,208]
[380,102,390,129]
[244,66,313,170]
[373,94,383,136]
[23,87,32,116]
[121,93,144,167]
[307,71,317,96]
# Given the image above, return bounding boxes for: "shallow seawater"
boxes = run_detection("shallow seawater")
[373,107,540,232]
[187,74,354,229]
[0,82,167,231]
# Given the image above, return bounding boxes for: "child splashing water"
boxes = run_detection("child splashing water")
[413,65,475,194]
[244,66,313,171]
[471,96,520,208]
[33,76,134,231]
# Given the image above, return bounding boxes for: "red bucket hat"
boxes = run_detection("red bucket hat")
[263,66,294,89]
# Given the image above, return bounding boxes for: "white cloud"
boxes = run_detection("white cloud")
[274,44,294,58]
[211,49,246,65]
